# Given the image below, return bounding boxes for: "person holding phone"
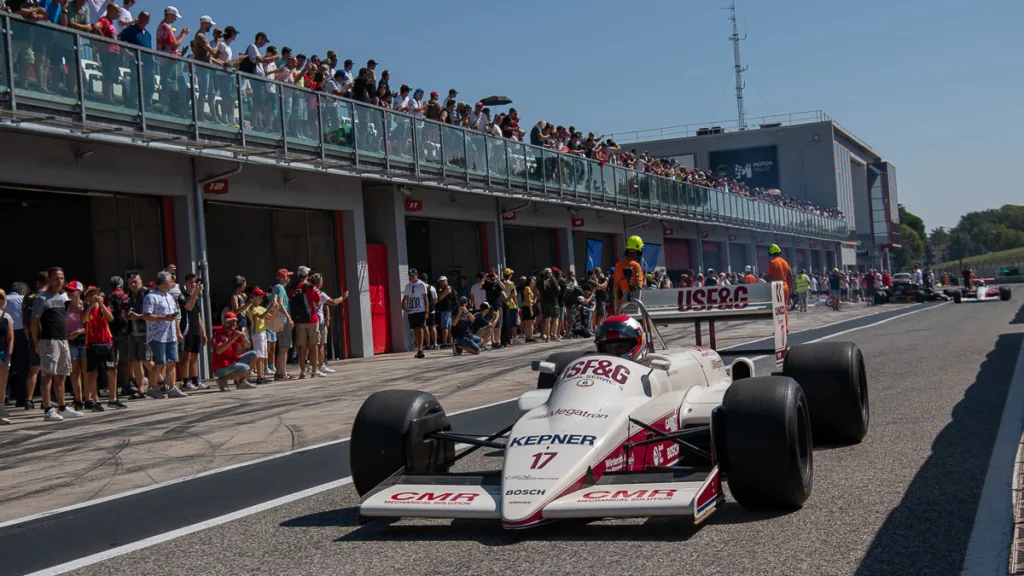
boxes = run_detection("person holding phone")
[83,286,126,410]
[451,297,482,356]
[141,271,186,399]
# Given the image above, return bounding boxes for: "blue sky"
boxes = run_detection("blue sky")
[158,0,1021,231]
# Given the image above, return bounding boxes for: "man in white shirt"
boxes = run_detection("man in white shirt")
[392,84,412,114]
[402,268,429,359]
[468,102,487,132]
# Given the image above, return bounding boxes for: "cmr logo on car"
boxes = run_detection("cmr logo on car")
[509,434,597,447]
[505,489,545,496]
[678,286,749,312]
[387,492,480,506]
[581,489,678,501]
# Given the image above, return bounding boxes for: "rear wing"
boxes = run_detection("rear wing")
[622,282,788,369]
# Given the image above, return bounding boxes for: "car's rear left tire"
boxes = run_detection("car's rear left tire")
[350,390,454,496]
[536,351,585,389]
[953,290,963,304]
[1001,287,1012,301]
[718,376,813,510]
[782,342,869,445]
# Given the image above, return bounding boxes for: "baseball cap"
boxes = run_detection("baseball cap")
[66,280,85,292]
[277,268,293,278]
[85,285,99,295]
[296,265,311,276]
[430,91,439,99]
[438,275,448,282]
[745,265,752,272]
[109,275,123,288]
[367,59,377,66]
[164,6,182,18]
[251,287,266,296]
[408,267,418,276]
[475,101,483,108]
[399,84,410,92]
[414,88,424,95]
[480,302,490,309]
[503,268,513,277]
[200,15,215,25]
[222,312,237,321]
[448,88,458,95]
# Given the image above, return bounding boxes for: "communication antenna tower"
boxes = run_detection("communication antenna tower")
[724,1,748,130]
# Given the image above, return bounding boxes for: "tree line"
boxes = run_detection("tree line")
[929,205,1024,261]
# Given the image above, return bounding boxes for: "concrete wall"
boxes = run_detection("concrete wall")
[633,121,841,210]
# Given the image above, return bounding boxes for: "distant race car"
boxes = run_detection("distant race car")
[350,283,870,529]
[951,278,1012,304]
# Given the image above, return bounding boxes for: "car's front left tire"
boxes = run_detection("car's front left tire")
[350,390,454,496]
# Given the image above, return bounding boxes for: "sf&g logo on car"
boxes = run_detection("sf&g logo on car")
[505,489,545,496]
[564,359,630,385]
[508,434,597,447]
[678,286,749,312]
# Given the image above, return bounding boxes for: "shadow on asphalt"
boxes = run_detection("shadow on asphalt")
[855,325,1024,575]
[1013,299,1024,325]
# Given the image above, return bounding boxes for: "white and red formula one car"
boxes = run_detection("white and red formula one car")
[350,282,870,529]
[952,278,1012,304]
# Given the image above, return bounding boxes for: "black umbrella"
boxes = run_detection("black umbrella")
[479,95,513,107]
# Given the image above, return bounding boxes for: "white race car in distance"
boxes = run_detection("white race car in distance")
[350,283,869,529]
[952,278,1012,303]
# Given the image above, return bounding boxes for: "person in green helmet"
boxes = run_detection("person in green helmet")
[613,235,646,310]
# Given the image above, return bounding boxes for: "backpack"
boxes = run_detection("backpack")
[239,45,259,74]
[108,291,129,335]
[544,278,560,301]
[289,284,312,323]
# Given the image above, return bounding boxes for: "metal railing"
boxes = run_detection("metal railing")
[0,15,848,240]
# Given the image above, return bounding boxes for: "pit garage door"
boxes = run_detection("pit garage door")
[504,226,557,278]
[406,218,483,284]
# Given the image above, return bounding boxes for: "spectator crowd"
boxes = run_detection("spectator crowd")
[3,0,842,221]
[0,264,347,424]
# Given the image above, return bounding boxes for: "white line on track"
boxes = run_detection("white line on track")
[961,329,1024,574]
[19,303,952,575]
[0,397,516,531]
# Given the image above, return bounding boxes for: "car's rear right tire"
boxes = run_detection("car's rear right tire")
[350,390,454,496]
[718,376,813,510]
[782,342,869,445]
[536,351,585,389]
[953,290,963,304]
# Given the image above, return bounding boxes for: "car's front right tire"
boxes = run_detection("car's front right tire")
[717,376,812,510]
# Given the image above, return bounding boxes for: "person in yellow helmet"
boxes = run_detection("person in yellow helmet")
[613,235,646,310]
[766,244,793,331]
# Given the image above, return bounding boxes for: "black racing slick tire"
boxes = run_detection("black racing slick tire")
[536,351,585,389]
[953,290,963,304]
[783,342,869,445]
[719,376,813,510]
[1001,287,1012,301]
[350,390,454,496]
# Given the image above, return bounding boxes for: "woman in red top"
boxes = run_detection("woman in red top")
[84,287,126,409]
[93,3,122,104]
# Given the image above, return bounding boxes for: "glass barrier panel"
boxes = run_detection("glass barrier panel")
[559,154,575,191]
[584,160,600,194]
[442,125,466,171]
[386,111,414,162]
[136,50,186,125]
[282,85,319,145]
[574,157,589,194]
[79,37,137,117]
[195,64,240,130]
[525,146,543,185]
[508,142,527,182]
[613,167,628,201]
[241,75,281,139]
[321,96,354,151]
[0,18,7,89]
[10,20,80,106]
[637,173,650,206]
[466,132,486,174]
[355,103,385,158]
[541,150,559,189]
[600,165,615,199]
[487,137,508,179]
[416,119,442,166]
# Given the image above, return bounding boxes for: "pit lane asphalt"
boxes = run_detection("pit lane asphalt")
[9,299,1024,576]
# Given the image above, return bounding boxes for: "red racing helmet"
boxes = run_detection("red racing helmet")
[595,315,646,361]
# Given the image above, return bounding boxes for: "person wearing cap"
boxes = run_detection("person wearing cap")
[32,267,84,421]
[140,271,187,399]
[402,268,429,359]
[64,280,89,411]
[310,273,348,375]
[424,91,443,121]
[450,296,481,356]
[434,276,455,349]
[407,88,426,119]
[271,269,295,380]
[743,265,757,285]
[500,267,519,347]
[175,273,206,391]
[191,15,221,123]
[210,313,257,391]
[245,287,276,384]
[468,102,487,132]
[287,266,322,377]
[240,32,276,129]
[212,26,239,119]
[82,285,127,410]
[470,302,500,350]
[156,7,190,115]
[444,88,458,109]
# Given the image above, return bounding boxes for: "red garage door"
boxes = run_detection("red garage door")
[664,238,692,275]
